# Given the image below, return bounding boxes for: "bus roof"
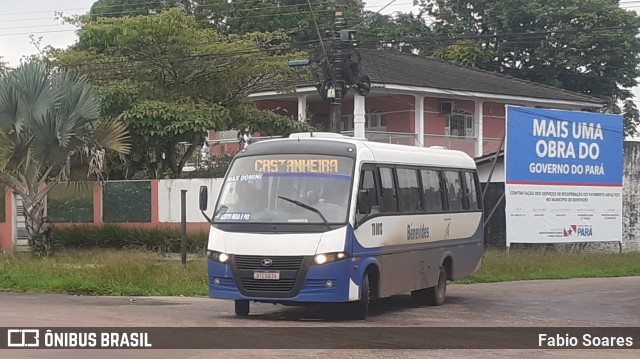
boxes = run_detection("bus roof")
[359,140,476,169]
[253,133,477,169]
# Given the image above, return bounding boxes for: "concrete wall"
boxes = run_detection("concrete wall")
[158,178,224,223]
[0,179,229,253]
[622,141,640,250]
[0,189,13,254]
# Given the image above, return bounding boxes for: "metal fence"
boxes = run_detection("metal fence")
[340,130,417,145]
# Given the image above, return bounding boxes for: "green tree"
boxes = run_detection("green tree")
[0,61,130,255]
[222,0,364,43]
[433,40,493,68]
[89,0,227,20]
[88,0,368,43]
[54,9,313,179]
[358,11,433,53]
[418,0,640,137]
[623,100,640,139]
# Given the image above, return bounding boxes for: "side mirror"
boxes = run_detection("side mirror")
[199,186,208,211]
[357,189,371,215]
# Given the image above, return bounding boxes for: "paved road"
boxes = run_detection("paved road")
[1,276,639,358]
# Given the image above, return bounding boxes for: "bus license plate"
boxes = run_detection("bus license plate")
[253,271,280,280]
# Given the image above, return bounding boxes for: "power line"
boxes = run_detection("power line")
[1,13,634,41]
[59,47,305,69]
[0,29,76,38]
[1,1,636,24]
[1,17,61,24]
[358,24,639,45]
[354,0,398,29]
[0,9,336,37]
[0,0,331,17]
[0,24,68,31]
[2,1,638,35]
[0,0,409,20]
[52,42,639,75]
[4,28,633,71]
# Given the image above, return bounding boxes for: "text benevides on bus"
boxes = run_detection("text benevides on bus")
[255,159,340,173]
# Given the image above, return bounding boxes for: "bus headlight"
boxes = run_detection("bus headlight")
[313,252,349,265]
[207,250,231,264]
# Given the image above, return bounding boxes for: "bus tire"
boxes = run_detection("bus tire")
[425,266,447,306]
[351,273,370,320]
[234,300,250,316]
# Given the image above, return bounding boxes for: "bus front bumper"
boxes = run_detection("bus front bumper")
[207,258,355,303]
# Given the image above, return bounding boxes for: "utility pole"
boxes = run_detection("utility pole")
[329,0,347,132]
[292,1,371,133]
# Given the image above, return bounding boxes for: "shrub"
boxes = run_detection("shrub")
[51,225,208,253]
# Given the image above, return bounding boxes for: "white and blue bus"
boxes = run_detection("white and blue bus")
[199,133,484,319]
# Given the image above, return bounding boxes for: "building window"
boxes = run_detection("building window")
[366,112,387,130]
[445,111,474,137]
[343,111,387,132]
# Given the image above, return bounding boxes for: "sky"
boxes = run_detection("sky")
[1,0,639,103]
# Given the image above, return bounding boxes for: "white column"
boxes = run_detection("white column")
[414,95,425,147]
[297,95,307,121]
[354,94,366,138]
[475,100,484,157]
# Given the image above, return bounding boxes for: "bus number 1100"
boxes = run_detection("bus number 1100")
[371,222,383,236]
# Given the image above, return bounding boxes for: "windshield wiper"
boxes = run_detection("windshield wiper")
[277,196,332,230]
[212,205,228,222]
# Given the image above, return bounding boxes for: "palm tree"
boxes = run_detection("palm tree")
[0,61,130,255]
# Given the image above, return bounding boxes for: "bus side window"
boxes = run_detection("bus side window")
[444,171,464,211]
[357,169,380,221]
[397,168,422,212]
[464,171,480,210]
[421,169,444,212]
[378,167,399,212]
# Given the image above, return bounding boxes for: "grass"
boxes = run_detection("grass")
[0,250,208,296]
[1,249,640,296]
[51,225,208,253]
[456,250,640,284]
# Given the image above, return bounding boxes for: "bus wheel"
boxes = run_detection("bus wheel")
[426,266,447,306]
[351,273,370,320]
[234,300,250,316]
[412,266,447,306]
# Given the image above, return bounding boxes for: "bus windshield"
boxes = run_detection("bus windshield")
[214,154,354,224]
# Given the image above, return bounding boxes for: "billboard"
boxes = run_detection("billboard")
[505,106,623,245]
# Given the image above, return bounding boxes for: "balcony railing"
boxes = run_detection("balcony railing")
[340,130,417,146]
[208,130,504,158]
[424,134,503,156]
[339,131,503,157]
